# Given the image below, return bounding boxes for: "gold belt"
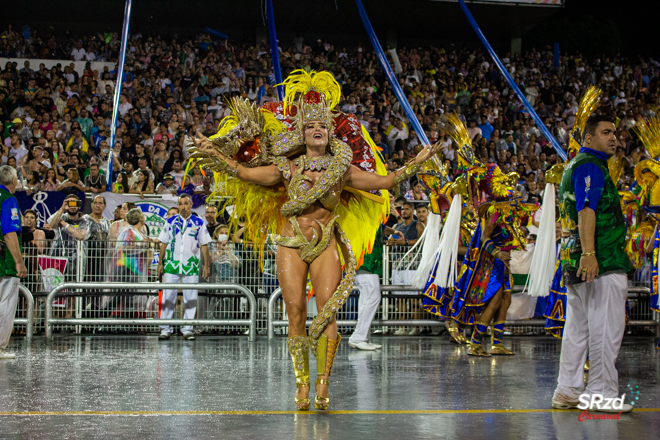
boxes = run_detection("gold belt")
[275,216,339,264]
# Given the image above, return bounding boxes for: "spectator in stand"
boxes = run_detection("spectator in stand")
[169,159,186,187]
[84,163,107,194]
[404,178,429,201]
[129,169,154,198]
[48,194,88,300]
[112,171,129,194]
[122,161,138,187]
[21,209,54,263]
[205,205,220,237]
[65,127,91,162]
[43,168,61,191]
[60,168,85,196]
[155,173,178,195]
[478,115,494,141]
[387,118,408,150]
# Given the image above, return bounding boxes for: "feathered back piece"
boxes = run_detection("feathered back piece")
[634,116,660,161]
[569,86,602,157]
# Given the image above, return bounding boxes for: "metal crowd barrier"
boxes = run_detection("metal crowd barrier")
[45,282,256,341]
[267,285,659,339]
[268,286,444,340]
[13,285,34,339]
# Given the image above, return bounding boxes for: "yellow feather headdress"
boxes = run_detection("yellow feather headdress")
[633,115,660,161]
[569,86,602,157]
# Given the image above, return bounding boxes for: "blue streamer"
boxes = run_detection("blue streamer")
[457,0,566,161]
[355,0,429,146]
[205,27,229,40]
[266,0,284,101]
[108,0,134,186]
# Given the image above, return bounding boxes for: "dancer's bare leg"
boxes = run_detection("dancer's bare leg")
[309,236,342,401]
[277,246,310,403]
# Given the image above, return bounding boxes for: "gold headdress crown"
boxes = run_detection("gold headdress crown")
[281,69,340,132]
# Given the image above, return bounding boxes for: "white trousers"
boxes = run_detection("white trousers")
[554,273,627,401]
[349,273,381,344]
[159,273,199,335]
[0,277,19,350]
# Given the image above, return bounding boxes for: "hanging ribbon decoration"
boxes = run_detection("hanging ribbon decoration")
[107,0,134,186]
[355,0,443,171]
[457,0,567,161]
[266,0,284,101]
[355,0,428,145]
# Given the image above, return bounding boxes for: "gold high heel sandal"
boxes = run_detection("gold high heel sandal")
[288,336,310,411]
[314,333,341,411]
[447,323,461,344]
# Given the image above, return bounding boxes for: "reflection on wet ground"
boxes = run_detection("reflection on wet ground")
[1,336,658,439]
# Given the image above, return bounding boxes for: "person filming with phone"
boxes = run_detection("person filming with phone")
[48,195,89,284]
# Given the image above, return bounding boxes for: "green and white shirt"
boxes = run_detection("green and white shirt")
[158,214,212,275]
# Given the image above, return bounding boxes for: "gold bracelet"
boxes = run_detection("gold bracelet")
[394,160,422,185]
[581,251,596,257]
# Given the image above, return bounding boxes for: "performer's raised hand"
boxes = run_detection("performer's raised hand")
[414,141,441,164]
[194,132,215,152]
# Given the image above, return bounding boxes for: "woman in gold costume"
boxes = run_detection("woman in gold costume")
[192,70,440,411]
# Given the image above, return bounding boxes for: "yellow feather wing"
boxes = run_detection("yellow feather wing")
[336,126,390,268]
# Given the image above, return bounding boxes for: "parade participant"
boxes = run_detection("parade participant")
[0,166,28,359]
[439,114,537,357]
[552,114,633,412]
[157,194,212,340]
[348,227,383,351]
[191,70,439,410]
[419,178,473,344]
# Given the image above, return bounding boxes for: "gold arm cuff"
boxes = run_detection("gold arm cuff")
[394,160,422,186]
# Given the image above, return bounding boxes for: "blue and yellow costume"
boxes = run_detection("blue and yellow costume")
[428,114,537,356]
[544,254,567,339]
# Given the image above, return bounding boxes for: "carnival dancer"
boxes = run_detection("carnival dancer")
[428,115,537,357]
[631,115,660,351]
[418,176,474,344]
[551,115,633,412]
[190,70,440,410]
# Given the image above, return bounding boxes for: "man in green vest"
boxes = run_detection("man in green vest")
[552,115,633,413]
[0,165,28,360]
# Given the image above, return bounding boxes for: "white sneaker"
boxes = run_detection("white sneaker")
[368,342,382,349]
[0,349,16,360]
[349,341,377,351]
[408,327,421,336]
[394,327,407,336]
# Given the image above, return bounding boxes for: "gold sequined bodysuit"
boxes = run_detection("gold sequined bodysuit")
[274,155,343,264]
[271,151,357,348]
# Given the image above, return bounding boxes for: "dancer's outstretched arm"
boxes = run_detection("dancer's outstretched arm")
[344,142,441,191]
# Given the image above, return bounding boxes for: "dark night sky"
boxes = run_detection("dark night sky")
[0,0,655,57]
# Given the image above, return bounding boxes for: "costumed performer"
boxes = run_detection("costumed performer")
[441,114,538,357]
[418,175,475,344]
[190,70,440,410]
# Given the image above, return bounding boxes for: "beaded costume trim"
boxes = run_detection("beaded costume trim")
[275,216,339,264]
[294,155,334,172]
[280,138,353,218]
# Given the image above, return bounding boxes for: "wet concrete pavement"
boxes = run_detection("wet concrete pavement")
[0,335,658,439]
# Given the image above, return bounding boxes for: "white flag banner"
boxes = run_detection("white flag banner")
[101,193,206,239]
[38,255,68,307]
